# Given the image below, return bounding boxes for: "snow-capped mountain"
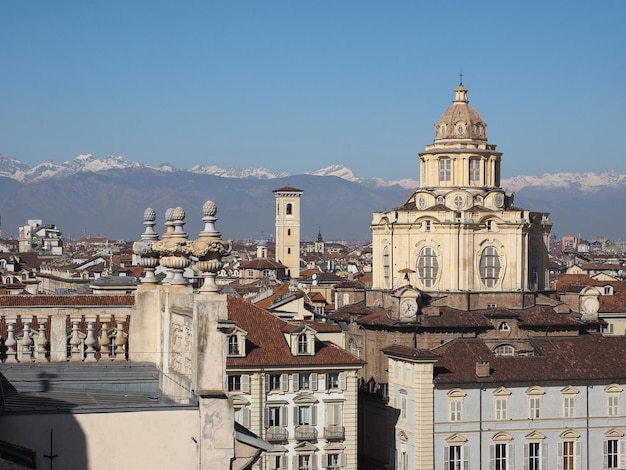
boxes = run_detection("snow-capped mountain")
[307,164,419,189]
[501,170,626,193]
[1,154,625,193]
[189,165,288,179]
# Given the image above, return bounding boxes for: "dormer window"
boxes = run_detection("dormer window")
[290,326,316,356]
[227,327,248,357]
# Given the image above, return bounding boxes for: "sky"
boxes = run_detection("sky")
[1,1,625,180]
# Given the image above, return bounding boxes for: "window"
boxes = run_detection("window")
[444,444,468,470]
[288,228,291,236]
[479,246,501,287]
[525,441,545,470]
[491,443,510,470]
[267,453,285,470]
[563,396,576,418]
[288,247,291,254]
[493,388,511,421]
[324,453,345,470]
[327,372,346,390]
[529,396,542,419]
[559,441,580,470]
[606,385,623,417]
[439,158,451,182]
[494,344,515,357]
[383,245,390,285]
[228,374,250,392]
[425,220,431,232]
[298,334,308,353]
[417,246,439,288]
[297,454,312,470]
[604,438,626,469]
[487,220,493,232]
[326,402,343,427]
[495,397,508,420]
[228,335,239,355]
[296,404,317,426]
[266,404,286,427]
[286,203,293,215]
[294,372,318,391]
[469,158,480,182]
[498,322,510,333]
[448,389,465,422]
[608,395,620,417]
[401,394,407,420]
[234,404,250,427]
[267,373,288,392]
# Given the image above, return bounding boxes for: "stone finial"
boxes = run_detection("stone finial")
[191,201,232,293]
[133,207,161,284]
[152,206,191,285]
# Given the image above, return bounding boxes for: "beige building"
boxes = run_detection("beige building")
[371,82,551,293]
[274,186,303,279]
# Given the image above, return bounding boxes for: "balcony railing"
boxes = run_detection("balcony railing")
[324,425,345,441]
[265,426,288,442]
[294,425,317,441]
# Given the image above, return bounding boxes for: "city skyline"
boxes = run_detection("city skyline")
[2,1,625,180]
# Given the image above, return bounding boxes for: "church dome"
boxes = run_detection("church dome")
[434,83,487,143]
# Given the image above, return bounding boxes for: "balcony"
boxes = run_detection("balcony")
[324,425,345,441]
[265,426,288,442]
[294,425,317,441]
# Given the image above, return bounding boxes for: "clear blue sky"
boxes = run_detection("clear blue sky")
[2,1,625,180]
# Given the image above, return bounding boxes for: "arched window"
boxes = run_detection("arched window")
[480,246,501,287]
[417,247,438,288]
[494,344,515,357]
[286,203,293,215]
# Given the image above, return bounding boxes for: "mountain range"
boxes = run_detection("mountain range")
[0,154,625,241]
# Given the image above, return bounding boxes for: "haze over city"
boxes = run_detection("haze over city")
[2,1,625,181]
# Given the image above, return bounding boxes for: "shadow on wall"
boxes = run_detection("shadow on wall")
[0,373,88,469]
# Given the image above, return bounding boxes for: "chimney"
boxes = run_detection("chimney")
[476,361,490,378]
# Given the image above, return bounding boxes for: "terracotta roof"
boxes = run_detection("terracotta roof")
[327,300,379,322]
[0,295,135,307]
[272,186,303,193]
[226,295,363,369]
[433,335,626,386]
[240,259,287,270]
[382,344,440,361]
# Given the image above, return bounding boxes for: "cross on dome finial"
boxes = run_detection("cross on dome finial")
[459,70,463,86]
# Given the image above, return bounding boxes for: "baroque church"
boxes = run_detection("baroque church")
[370,80,551,296]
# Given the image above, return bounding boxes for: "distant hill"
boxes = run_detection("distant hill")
[0,154,624,241]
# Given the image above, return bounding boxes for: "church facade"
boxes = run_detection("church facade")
[371,82,551,294]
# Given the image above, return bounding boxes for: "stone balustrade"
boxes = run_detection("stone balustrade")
[0,312,130,363]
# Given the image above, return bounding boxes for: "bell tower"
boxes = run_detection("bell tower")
[273,186,303,279]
